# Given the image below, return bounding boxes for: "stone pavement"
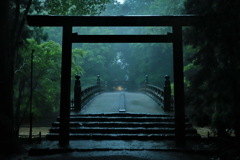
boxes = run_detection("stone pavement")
[12,92,212,160]
[23,150,208,160]
[14,139,210,160]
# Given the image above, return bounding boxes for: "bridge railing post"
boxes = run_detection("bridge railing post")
[145,75,149,85]
[164,75,171,111]
[74,75,81,111]
[97,75,101,93]
[145,75,148,92]
[104,81,108,91]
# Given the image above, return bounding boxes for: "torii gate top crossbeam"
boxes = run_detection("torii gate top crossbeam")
[27,15,199,27]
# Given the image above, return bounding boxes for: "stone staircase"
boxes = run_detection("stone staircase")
[47,113,200,140]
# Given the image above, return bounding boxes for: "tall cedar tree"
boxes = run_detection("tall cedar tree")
[184,0,240,137]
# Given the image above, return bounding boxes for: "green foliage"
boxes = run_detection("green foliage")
[102,0,185,15]
[15,39,83,121]
[121,43,173,86]
[15,39,60,119]
[149,0,185,15]
[44,0,110,15]
[73,43,124,87]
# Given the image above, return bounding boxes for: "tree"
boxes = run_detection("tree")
[44,0,110,15]
[184,0,240,137]
[149,0,185,15]
[72,42,125,87]
[14,39,86,136]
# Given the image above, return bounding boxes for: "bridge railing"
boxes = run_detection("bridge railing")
[139,75,174,112]
[71,75,102,111]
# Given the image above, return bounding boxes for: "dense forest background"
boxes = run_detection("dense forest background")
[0,0,240,155]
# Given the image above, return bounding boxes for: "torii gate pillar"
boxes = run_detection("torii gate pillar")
[59,25,72,146]
[173,26,185,144]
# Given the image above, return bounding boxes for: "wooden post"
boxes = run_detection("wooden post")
[145,75,148,92]
[97,75,101,93]
[29,49,34,143]
[59,25,72,146]
[97,75,100,86]
[74,75,81,111]
[164,75,171,111]
[145,75,149,84]
[173,25,185,145]
[104,81,108,91]
[145,75,148,85]
[38,131,42,142]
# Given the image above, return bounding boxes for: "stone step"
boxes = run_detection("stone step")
[70,113,173,117]
[48,114,200,141]
[49,127,198,134]
[52,121,193,128]
[63,114,189,122]
[47,133,201,140]
[57,116,181,123]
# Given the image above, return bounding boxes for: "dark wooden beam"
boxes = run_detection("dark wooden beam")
[59,25,72,146]
[72,34,173,43]
[27,15,199,27]
[172,25,185,145]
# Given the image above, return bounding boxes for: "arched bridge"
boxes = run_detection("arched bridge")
[80,92,165,114]
[71,75,173,113]
[47,75,200,141]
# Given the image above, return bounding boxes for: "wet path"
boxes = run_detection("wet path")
[18,92,210,160]
[19,140,210,160]
[78,91,166,114]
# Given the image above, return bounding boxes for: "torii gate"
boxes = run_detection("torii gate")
[27,15,199,146]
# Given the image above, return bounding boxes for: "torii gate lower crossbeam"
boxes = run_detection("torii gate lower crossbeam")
[27,15,198,146]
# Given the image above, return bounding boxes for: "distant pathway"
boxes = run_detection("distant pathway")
[79,92,166,114]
